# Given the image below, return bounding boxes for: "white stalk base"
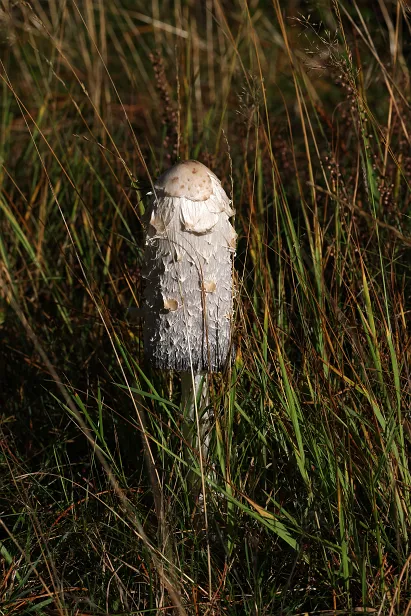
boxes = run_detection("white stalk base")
[180,371,211,487]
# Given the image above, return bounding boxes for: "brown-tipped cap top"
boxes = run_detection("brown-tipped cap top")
[155,160,214,201]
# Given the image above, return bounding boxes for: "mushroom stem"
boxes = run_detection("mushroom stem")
[181,371,210,456]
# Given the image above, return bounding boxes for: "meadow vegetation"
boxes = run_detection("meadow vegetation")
[1,0,411,614]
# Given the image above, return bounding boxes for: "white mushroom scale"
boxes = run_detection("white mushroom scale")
[142,160,236,373]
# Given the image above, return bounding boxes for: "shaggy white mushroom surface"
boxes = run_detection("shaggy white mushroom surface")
[143,160,236,372]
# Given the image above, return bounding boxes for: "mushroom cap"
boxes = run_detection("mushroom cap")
[143,160,236,372]
[148,160,234,236]
[155,160,216,201]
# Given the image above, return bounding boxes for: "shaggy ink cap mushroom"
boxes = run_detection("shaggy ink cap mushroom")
[142,160,236,372]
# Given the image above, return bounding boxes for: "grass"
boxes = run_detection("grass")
[1,0,411,613]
